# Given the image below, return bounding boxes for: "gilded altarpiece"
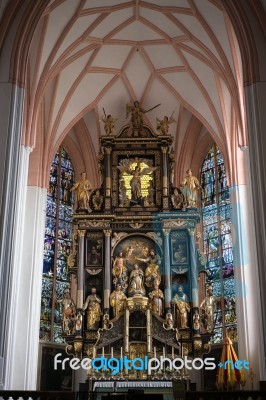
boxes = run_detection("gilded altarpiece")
[65,122,211,383]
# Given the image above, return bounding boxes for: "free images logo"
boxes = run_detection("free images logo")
[54,354,250,375]
[53,354,248,375]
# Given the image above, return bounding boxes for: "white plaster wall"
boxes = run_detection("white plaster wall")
[230,181,262,389]
[5,184,47,389]
[245,82,266,383]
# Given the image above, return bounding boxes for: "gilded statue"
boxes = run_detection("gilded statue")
[180,168,200,208]
[126,100,161,134]
[128,264,146,296]
[83,288,102,329]
[164,312,174,330]
[110,284,127,317]
[56,288,76,335]
[71,172,92,211]
[171,188,183,209]
[102,313,112,330]
[172,285,190,329]
[156,114,176,135]
[112,251,128,291]
[100,112,118,135]
[75,312,82,337]
[117,159,157,202]
[137,249,161,287]
[149,281,164,316]
[92,189,103,210]
[200,285,216,333]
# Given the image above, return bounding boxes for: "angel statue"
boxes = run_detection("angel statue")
[156,113,176,135]
[117,159,157,203]
[100,109,118,135]
[126,100,161,134]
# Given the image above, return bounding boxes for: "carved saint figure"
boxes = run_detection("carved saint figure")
[56,288,76,335]
[117,159,157,202]
[71,172,92,211]
[137,249,161,287]
[102,313,112,330]
[100,114,118,135]
[164,312,174,330]
[200,286,216,333]
[126,100,160,133]
[180,169,200,208]
[110,284,127,317]
[172,285,190,329]
[83,288,102,329]
[156,115,176,135]
[128,264,146,296]
[126,101,146,132]
[75,312,82,337]
[92,189,103,210]
[149,281,164,316]
[112,251,128,291]
[130,164,143,201]
[171,188,183,209]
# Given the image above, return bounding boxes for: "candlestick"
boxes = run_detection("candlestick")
[172,347,174,359]
[154,346,156,358]
[93,346,96,358]
[111,347,114,358]
[163,347,166,358]
[102,347,104,357]
[120,347,123,359]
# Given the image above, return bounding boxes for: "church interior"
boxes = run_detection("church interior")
[0,0,266,397]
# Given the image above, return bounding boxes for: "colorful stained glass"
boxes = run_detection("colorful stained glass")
[40,147,74,342]
[201,144,237,344]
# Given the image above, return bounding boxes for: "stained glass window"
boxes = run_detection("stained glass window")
[200,144,237,344]
[40,147,75,343]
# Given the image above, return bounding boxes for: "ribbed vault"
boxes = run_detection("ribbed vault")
[17,0,252,186]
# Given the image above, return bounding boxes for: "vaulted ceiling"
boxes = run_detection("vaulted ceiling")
[24,0,247,186]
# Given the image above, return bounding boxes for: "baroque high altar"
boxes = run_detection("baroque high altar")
[65,103,211,382]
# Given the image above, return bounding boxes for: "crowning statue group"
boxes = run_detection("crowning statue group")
[110,248,163,317]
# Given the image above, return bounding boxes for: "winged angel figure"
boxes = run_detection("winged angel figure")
[117,159,157,202]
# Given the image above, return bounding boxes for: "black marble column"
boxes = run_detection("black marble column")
[77,230,86,310]
[163,228,171,311]
[103,229,112,314]
[161,146,169,209]
[104,147,112,210]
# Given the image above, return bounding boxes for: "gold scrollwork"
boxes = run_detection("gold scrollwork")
[103,229,112,237]
[163,220,186,228]
[193,339,202,351]
[74,341,83,358]
[85,332,98,340]
[77,230,86,237]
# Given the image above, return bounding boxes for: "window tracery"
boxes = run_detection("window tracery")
[201,145,237,343]
[40,147,75,343]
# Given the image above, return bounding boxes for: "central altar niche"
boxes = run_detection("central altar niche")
[112,234,161,296]
[66,116,211,383]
